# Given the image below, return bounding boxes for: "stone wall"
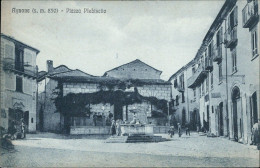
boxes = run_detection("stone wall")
[62,82,171,125]
[137,84,171,101]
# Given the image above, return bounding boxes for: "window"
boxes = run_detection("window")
[206,75,209,93]
[16,76,23,92]
[15,46,24,72]
[192,66,196,74]
[193,89,196,101]
[208,43,212,58]
[201,56,204,69]
[179,74,184,89]
[202,81,205,96]
[176,95,179,106]
[211,72,214,89]
[216,27,223,46]
[228,6,238,30]
[181,92,185,103]
[174,79,178,88]
[199,84,202,98]
[231,48,237,73]
[219,62,223,83]
[252,29,258,58]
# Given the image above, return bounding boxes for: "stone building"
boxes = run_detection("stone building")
[1,34,40,133]
[169,0,259,144]
[37,59,171,133]
[168,60,201,130]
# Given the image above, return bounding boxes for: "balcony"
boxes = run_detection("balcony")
[205,56,213,71]
[177,85,185,92]
[187,65,208,88]
[224,26,237,48]
[213,44,222,63]
[2,58,37,79]
[242,0,259,28]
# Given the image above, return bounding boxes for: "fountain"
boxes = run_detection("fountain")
[106,108,166,143]
[120,109,154,136]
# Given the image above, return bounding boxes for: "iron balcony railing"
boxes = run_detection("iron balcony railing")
[187,65,208,88]
[224,26,237,48]
[2,58,37,78]
[242,0,259,28]
[213,44,222,63]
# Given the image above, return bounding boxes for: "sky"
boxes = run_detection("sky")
[1,0,224,80]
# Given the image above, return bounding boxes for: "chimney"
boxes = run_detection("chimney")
[47,60,54,73]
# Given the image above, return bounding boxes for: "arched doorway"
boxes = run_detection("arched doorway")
[191,109,200,130]
[232,86,241,142]
[219,102,224,136]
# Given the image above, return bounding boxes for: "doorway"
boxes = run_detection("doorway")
[232,87,241,142]
[251,92,258,126]
[24,111,29,132]
[182,109,186,126]
[219,102,224,136]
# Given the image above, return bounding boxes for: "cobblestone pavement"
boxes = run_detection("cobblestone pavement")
[1,132,259,167]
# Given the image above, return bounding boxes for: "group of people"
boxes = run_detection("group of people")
[6,119,26,140]
[168,122,190,138]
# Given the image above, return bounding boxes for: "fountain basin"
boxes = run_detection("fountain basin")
[120,124,154,135]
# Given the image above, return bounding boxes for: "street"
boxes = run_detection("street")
[0,132,259,167]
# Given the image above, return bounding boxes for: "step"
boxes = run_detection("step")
[105,136,128,143]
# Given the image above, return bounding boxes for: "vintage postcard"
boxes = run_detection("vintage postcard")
[0,0,259,167]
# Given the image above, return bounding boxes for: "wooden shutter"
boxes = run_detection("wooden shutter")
[227,14,231,32]
[234,6,238,26]
[220,27,223,44]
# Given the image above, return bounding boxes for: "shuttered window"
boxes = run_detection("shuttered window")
[231,48,237,73]
[251,29,258,58]
[16,76,23,92]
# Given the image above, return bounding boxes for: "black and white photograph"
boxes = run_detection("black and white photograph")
[0,0,259,167]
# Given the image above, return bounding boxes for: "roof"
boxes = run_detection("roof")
[50,76,172,85]
[194,0,236,59]
[1,33,40,54]
[104,59,162,76]
[168,59,195,82]
[168,0,236,82]
[37,64,93,82]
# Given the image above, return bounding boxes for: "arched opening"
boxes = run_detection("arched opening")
[232,86,241,142]
[219,102,224,136]
[191,109,200,130]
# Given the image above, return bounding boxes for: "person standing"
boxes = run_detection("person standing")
[196,123,200,133]
[93,113,97,126]
[110,120,116,136]
[185,122,190,136]
[177,123,182,137]
[116,120,121,136]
